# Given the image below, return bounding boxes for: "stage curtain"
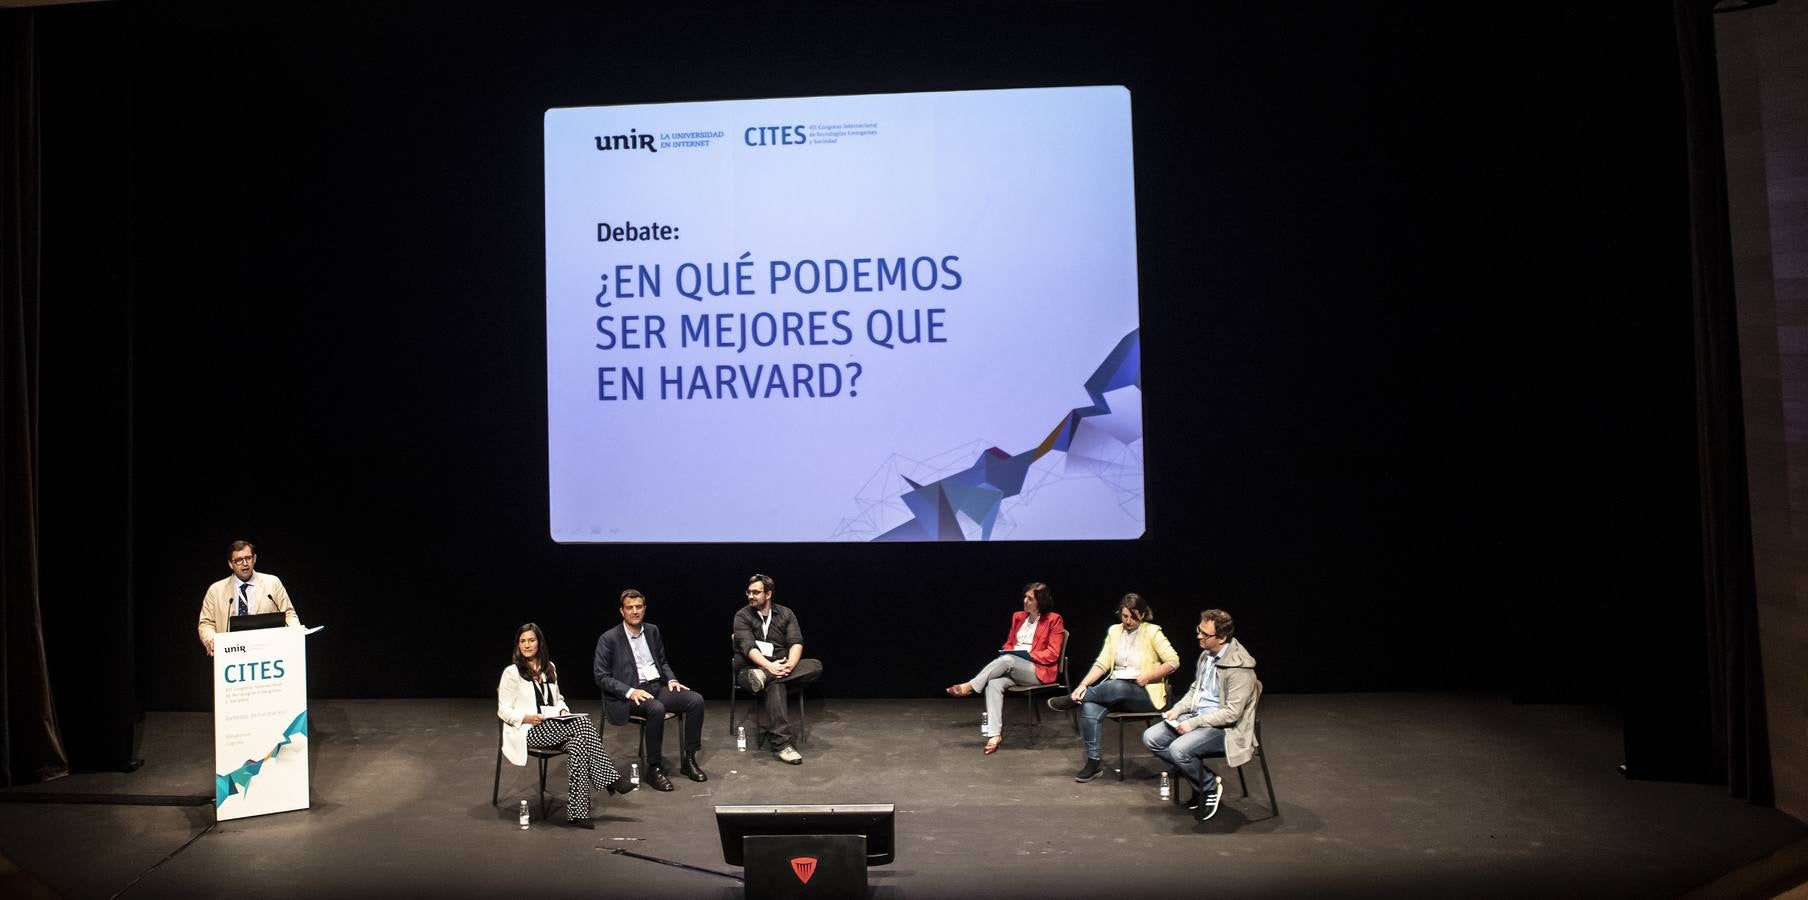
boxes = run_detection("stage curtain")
[1673,0,1773,806]
[0,8,70,788]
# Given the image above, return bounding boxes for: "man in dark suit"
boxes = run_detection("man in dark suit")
[594,589,707,790]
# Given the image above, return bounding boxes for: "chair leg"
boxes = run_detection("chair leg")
[599,717,615,776]
[1236,763,1250,797]
[1117,720,1127,781]
[537,756,551,821]
[1258,748,1278,814]
[797,688,807,747]
[492,748,502,807]
[1020,693,1040,748]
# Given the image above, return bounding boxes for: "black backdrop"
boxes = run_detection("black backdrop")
[25,2,1702,747]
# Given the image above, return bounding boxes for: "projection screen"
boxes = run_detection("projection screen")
[545,86,1143,542]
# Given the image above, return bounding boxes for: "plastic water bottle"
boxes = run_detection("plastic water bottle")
[980,711,988,736]
[1160,772,1171,800]
[630,763,640,785]
[737,726,747,751]
[518,799,529,830]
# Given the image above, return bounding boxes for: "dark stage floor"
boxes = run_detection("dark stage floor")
[0,694,1801,898]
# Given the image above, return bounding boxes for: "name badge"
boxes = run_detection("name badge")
[755,640,775,658]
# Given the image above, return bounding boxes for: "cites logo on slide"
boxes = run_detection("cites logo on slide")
[595,129,656,154]
[745,124,806,147]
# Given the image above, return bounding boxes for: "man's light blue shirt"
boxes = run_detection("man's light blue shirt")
[1194,644,1225,715]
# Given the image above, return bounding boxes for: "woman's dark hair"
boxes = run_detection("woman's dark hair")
[1022,581,1054,614]
[513,622,557,682]
[1117,592,1152,623]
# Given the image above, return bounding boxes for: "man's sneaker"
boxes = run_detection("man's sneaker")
[1196,774,1224,820]
[1074,757,1103,782]
[1048,694,1079,712]
[775,745,803,765]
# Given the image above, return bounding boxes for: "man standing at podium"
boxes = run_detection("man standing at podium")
[196,540,301,655]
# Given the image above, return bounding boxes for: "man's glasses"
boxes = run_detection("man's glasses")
[230,556,256,566]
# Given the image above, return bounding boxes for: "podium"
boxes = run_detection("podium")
[743,834,867,898]
[212,625,311,821]
[716,803,894,898]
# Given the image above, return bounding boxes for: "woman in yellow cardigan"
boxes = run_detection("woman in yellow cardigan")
[1049,593,1179,782]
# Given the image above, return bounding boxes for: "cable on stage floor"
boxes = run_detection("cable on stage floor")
[605,846,742,884]
[108,820,215,900]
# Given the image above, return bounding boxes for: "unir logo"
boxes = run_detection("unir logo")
[595,129,656,153]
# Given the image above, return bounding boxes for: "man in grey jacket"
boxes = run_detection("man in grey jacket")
[1143,608,1258,820]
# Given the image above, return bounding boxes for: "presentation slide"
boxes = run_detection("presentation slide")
[545,86,1144,542]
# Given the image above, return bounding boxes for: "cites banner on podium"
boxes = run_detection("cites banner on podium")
[213,626,310,821]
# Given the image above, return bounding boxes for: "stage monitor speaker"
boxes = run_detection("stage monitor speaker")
[715,803,895,867]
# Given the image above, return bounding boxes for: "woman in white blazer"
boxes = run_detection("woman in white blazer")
[498,623,633,827]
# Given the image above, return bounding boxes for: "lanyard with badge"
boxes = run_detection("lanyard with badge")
[755,611,775,658]
[533,679,560,717]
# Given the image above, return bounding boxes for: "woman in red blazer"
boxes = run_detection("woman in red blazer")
[946,582,1066,754]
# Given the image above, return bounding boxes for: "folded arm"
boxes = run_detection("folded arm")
[497,670,528,727]
[594,634,636,699]
[1028,615,1064,666]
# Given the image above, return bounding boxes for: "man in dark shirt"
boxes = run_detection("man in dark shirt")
[732,574,823,764]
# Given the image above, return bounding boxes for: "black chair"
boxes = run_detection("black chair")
[491,720,566,821]
[599,709,678,778]
[1104,677,1174,781]
[1002,630,1077,742]
[728,635,807,748]
[1170,683,1277,818]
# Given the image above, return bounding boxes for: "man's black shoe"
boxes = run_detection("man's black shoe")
[1074,757,1103,782]
[680,754,708,783]
[647,767,675,792]
[1048,694,1080,712]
